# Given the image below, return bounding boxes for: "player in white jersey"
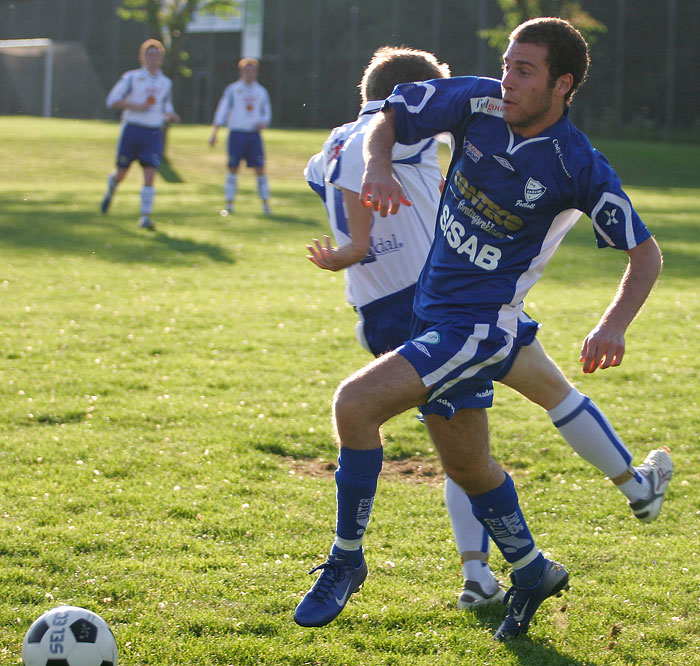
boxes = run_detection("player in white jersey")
[295,19,673,641]
[298,45,674,623]
[209,58,272,215]
[100,39,180,231]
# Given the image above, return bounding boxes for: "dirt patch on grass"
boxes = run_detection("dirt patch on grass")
[286,456,444,486]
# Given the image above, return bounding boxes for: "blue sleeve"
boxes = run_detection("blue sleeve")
[384,76,499,145]
[577,149,651,250]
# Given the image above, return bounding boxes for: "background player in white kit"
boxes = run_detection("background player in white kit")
[209,58,272,215]
[297,31,672,638]
[100,39,180,231]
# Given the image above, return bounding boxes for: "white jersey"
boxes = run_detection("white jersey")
[305,100,442,309]
[212,79,272,131]
[106,67,174,128]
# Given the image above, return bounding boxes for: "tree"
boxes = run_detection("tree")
[118,0,242,79]
[480,0,607,51]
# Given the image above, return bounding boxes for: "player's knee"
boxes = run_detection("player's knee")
[332,377,367,427]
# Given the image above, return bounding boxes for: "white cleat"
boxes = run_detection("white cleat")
[457,580,506,610]
[630,446,673,522]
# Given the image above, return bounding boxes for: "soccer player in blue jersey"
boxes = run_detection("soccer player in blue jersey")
[209,58,272,215]
[300,43,674,618]
[100,40,180,231]
[295,18,672,641]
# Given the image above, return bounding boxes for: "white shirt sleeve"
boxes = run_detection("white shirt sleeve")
[105,71,133,108]
[212,85,233,126]
[163,80,174,116]
[260,86,272,126]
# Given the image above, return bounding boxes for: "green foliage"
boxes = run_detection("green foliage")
[0,118,698,664]
[479,0,607,52]
[117,0,241,77]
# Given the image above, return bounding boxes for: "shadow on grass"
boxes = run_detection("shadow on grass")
[157,155,184,183]
[474,604,601,666]
[0,194,235,265]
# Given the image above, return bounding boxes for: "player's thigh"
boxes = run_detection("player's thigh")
[333,350,430,427]
[227,132,244,168]
[500,338,571,409]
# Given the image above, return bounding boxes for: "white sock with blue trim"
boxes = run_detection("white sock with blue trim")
[548,388,649,502]
[224,173,237,203]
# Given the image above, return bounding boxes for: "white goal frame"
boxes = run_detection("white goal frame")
[0,38,54,117]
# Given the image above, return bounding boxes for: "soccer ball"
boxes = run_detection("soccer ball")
[22,605,118,666]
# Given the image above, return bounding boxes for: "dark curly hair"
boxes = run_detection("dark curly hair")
[509,17,590,104]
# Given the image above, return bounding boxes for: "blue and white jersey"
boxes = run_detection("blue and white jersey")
[305,100,442,309]
[212,79,272,131]
[386,76,651,335]
[106,67,174,128]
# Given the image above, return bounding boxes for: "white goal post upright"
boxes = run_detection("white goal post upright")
[0,38,54,117]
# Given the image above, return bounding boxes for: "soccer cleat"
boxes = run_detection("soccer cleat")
[494,558,569,641]
[457,580,506,610]
[294,552,368,627]
[225,201,234,214]
[100,191,112,214]
[262,202,271,215]
[629,446,673,523]
[138,216,155,231]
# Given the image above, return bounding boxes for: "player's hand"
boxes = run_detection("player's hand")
[360,165,411,217]
[579,322,626,374]
[306,236,340,271]
[208,134,217,147]
[168,112,181,124]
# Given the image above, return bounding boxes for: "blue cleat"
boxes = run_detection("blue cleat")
[294,552,368,627]
[138,216,155,231]
[494,558,569,641]
[100,191,112,214]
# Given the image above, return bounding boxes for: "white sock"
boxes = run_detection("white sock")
[618,475,651,502]
[107,173,117,194]
[548,388,649,502]
[224,173,237,203]
[140,185,155,216]
[444,476,498,592]
[257,174,270,202]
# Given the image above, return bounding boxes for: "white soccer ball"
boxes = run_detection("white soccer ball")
[22,605,118,666]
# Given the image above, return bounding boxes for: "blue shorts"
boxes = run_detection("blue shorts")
[397,312,540,418]
[356,284,416,357]
[228,130,265,168]
[116,123,163,169]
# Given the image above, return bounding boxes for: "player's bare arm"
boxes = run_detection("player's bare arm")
[111,98,151,112]
[580,236,662,373]
[360,108,410,217]
[307,187,372,271]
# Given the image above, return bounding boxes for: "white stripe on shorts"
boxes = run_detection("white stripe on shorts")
[428,328,514,401]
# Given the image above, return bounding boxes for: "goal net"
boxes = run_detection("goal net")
[0,38,105,118]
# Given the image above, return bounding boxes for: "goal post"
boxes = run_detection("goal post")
[0,38,54,117]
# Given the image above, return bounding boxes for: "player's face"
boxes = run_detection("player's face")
[240,64,258,84]
[143,47,163,73]
[501,41,565,137]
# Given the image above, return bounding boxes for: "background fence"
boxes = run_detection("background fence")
[0,0,697,139]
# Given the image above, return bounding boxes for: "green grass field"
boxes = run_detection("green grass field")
[0,117,698,665]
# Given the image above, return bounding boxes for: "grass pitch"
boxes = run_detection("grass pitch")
[0,117,698,665]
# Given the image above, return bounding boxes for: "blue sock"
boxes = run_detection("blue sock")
[333,447,383,566]
[469,473,544,587]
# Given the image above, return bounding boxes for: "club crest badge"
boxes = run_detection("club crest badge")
[524,177,546,202]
